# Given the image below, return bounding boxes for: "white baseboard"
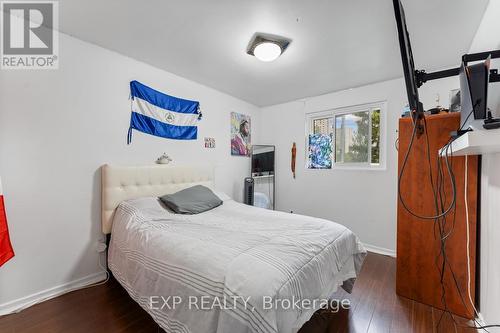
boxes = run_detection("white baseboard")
[0,271,107,316]
[363,243,396,257]
[476,312,486,326]
[474,312,500,332]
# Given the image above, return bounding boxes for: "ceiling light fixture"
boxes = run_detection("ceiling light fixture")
[247,33,291,62]
[254,42,282,62]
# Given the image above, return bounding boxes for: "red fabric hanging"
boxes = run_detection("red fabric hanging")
[0,178,14,267]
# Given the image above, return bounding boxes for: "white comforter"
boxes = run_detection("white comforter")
[108,196,366,333]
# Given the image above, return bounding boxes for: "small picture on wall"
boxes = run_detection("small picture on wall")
[230,112,251,156]
[204,137,216,148]
[450,89,461,112]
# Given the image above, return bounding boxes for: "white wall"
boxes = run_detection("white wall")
[259,76,458,254]
[0,33,260,310]
[469,1,500,328]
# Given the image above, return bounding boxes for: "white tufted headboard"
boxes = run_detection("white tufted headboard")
[101,164,214,234]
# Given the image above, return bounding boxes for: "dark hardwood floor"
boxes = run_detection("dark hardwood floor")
[0,253,476,333]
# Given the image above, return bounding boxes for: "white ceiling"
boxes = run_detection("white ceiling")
[59,0,488,107]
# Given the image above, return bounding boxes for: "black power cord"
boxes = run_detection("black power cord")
[439,139,500,331]
[436,116,500,331]
[421,128,488,332]
[398,114,456,220]
[398,110,500,332]
[460,102,479,131]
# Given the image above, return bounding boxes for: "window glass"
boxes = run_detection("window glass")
[371,109,381,164]
[306,102,384,169]
[313,118,333,136]
[335,111,369,163]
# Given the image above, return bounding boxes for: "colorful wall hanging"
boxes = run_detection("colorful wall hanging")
[308,134,332,169]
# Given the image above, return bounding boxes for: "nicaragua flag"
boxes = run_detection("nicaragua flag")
[128,80,201,143]
[0,177,14,267]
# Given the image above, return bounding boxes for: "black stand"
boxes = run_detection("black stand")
[483,111,500,130]
[415,49,500,130]
[415,50,500,88]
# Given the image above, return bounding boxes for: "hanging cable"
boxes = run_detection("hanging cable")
[398,113,457,220]
[397,110,500,331]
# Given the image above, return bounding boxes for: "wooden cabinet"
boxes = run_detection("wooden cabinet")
[396,112,478,319]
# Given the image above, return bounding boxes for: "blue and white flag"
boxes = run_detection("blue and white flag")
[127,80,201,143]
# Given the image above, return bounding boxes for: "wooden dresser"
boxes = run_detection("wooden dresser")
[396,112,478,319]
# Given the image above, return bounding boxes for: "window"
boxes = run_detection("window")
[306,102,385,169]
[313,118,333,136]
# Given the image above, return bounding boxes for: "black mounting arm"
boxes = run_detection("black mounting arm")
[415,49,500,88]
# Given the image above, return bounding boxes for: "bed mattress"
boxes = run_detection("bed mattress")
[108,196,366,333]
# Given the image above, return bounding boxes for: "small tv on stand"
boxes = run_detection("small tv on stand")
[251,146,275,176]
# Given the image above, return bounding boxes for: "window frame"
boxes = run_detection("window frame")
[305,101,387,171]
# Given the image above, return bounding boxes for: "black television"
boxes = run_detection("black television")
[252,151,274,174]
[392,0,424,116]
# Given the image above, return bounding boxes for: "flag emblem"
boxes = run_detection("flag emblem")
[165,112,175,124]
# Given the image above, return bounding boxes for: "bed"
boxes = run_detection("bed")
[102,165,366,333]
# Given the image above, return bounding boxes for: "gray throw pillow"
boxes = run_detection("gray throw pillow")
[159,185,223,214]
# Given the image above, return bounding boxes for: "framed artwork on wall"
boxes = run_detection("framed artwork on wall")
[307,133,332,169]
[230,112,251,156]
